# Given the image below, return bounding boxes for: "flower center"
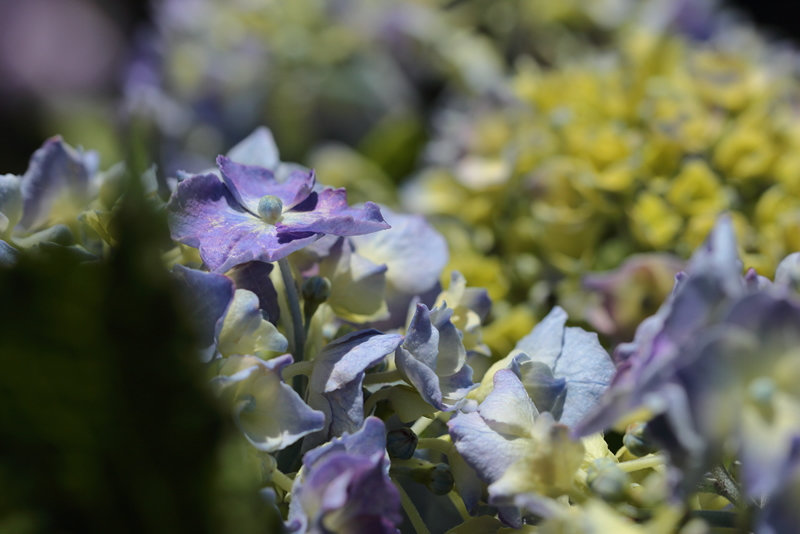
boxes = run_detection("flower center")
[258,195,283,224]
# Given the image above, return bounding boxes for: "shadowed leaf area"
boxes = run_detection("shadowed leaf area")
[0,185,282,533]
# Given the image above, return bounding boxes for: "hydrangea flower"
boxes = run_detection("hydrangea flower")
[472,306,615,428]
[449,369,585,526]
[395,302,477,412]
[216,289,287,358]
[434,271,492,356]
[16,136,97,232]
[210,354,325,452]
[167,156,390,272]
[288,417,401,534]
[303,330,403,452]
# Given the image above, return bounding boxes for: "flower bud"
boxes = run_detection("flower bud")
[425,463,455,496]
[586,458,630,502]
[302,276,331,303]
[257,195,283,224]
[623,422,658,457]
[386,428,418,460]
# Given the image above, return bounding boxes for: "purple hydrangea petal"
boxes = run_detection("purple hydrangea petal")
[18,136,93,231]
[278,189,390,236]
[218,155,315,213]
[396,346,448,410]
[686,213,743,297]
[511,358,567,419]
[167,173,321,271]
[290,418,401,534]
[225,261,280,324]
[305,331,403,451]
[171,264,234,355]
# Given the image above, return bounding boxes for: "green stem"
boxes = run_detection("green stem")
[392,476,431,534]
[282,360,314,381]
[363,387,392,415]
[362,369,403,386]
[617,454,665,473]
[411,413,438,436]
[278,257,305,361]
[416,438,454,456]
[270,468,295,494]
[707,464,746,509]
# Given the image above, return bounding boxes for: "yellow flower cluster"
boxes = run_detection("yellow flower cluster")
[405,26,800,314]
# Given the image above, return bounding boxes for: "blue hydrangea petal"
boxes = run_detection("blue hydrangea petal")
[478,369,538,437]
[350,206,449,296]
[226,126,280,170]
[18,136,93,231]
[171,264,234,356]
[448,410,532,484]
[395,346,445,410]
[399,304,439,371]
[512,358,567,419]
[0,174,22,237]
[0,240,19,268]
[554,328,616,428]
[225,261,280,324]
[513,306,568,366]
[430,305,467,376]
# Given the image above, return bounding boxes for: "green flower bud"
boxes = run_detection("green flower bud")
[586,458,630,502]
[426,463,455,496]
[386,428,418,460]
[257,195,283,224]
[623,422,659,458]
[302,276,332,303]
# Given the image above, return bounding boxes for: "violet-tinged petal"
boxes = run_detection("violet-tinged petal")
[430,305,467,376]
[310,330,404,394]
[226,126,280,170]
[0,240,19,268]
[400,304,439,371]
[775,252,800,292]
[218,155,315,213]
[686,213,743,297]
[278,189,390,236]
[212,354,325,452]
[554,328,616,428]
[513,306,568,366]
[172,264,234,354]
[395,346,446,409]
[18,136,93,231]
[478,369,538,437]
[305,331,403,451]
[448,411,532,484]
[225,261,280,324]
[448,451,483,515]
[438,364,477,409]
[512,358,567,420]
[290,418,401,534]
[166,173,320,272]
[0,174,22,237]
[350,206,449,296]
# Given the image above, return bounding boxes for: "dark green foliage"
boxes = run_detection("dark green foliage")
[0,181,281,533]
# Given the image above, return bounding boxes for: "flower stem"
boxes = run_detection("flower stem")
[278,257,306,362]
[392,476,431,534]
[411,414,438,436]
[416,438,455,456]
[701,464,746,509]
[363,387,392,415]
[270,468,295,495]
[362,369,403,386]
[617,454,665,473]
[282,360,314,381]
